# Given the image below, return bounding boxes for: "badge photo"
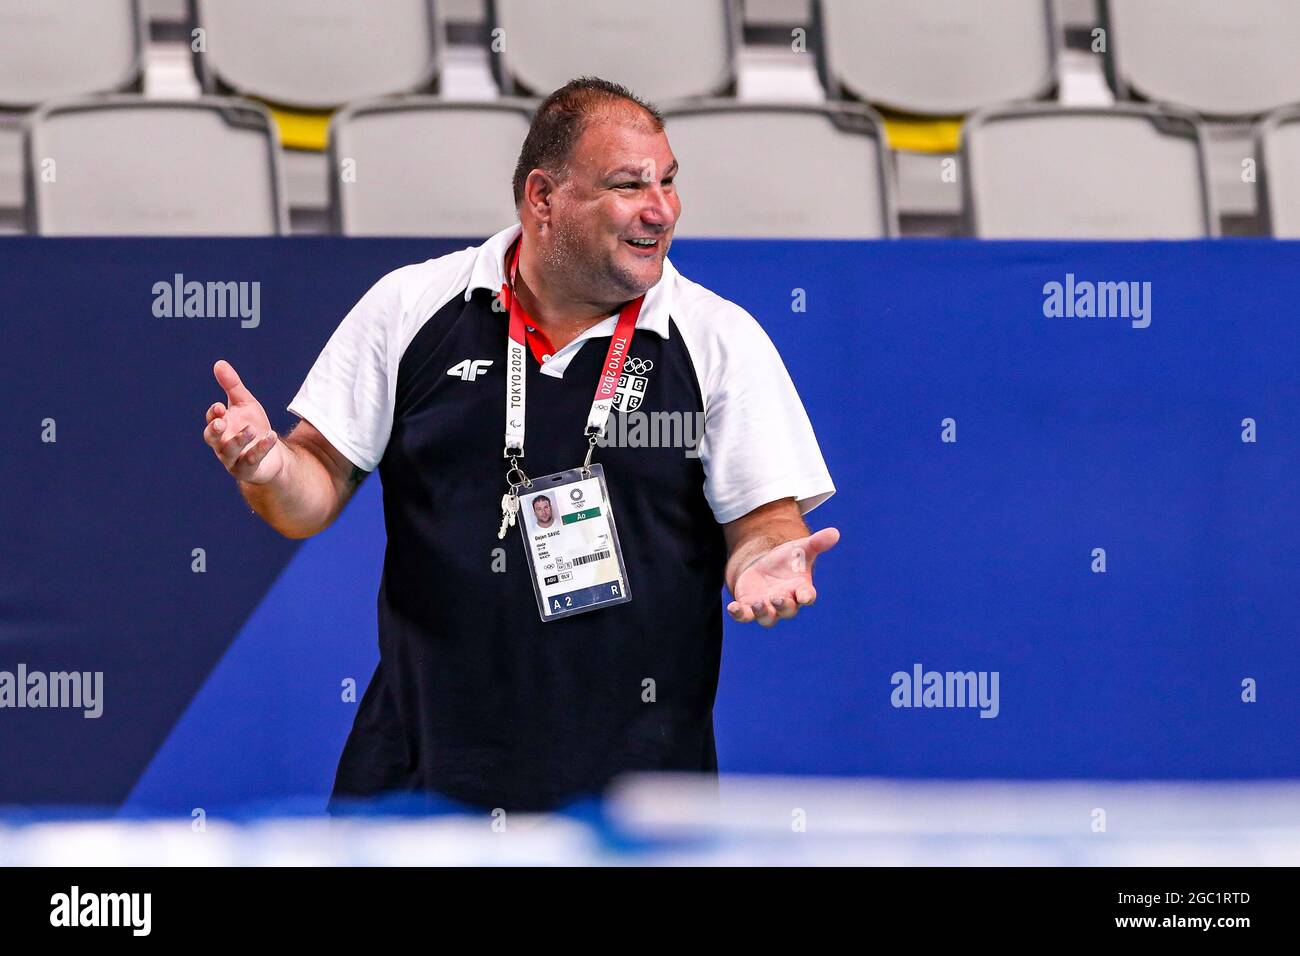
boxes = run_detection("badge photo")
[516,464,632,621]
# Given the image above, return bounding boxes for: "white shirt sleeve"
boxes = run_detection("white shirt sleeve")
[688,298,836,525]
[286,269,408,473]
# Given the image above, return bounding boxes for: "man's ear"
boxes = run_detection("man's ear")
[523,169,556,224]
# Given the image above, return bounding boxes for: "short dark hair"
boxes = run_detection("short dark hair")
[512,77,664,206]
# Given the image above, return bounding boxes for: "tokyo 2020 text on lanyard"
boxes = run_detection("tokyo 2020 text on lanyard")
[494,238,641,621]
[495,237,643,532]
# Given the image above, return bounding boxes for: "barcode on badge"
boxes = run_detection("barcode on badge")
[572,549,612,567]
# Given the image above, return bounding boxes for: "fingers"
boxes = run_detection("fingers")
[202,404,228,449]
[727,600,757,624]
[728,585,817,626]
[749,598,778,627]
[771,595,799,620]
[202,413,227,451]
[230,428,279,480]
[213,359,255,407]
[204,419,260,470]
[727,598,780,627]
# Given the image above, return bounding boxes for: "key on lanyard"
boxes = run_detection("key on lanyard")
[497,489,520,540]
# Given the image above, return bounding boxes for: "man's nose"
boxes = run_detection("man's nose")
[640,186,678,229]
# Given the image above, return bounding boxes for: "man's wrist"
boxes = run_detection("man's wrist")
[725,533,781,595]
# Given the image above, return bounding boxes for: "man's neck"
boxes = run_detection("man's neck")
[513,242,621,353]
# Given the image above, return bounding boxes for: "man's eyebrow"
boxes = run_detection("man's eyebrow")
[605,160,680,180]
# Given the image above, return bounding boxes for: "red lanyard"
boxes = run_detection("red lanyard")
[500,237,644,460]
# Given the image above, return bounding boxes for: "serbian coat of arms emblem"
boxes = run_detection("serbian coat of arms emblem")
[612,356,653,412]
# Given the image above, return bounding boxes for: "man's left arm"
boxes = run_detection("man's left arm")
[723,497,839,627]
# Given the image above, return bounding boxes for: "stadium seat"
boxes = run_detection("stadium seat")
[1103,0,1300,224]
[961,104,1217,238]
[1103,0,1300,118]
[814,0,1059,229]
[329,98,534,237]
[815,0,1058,116]
[662,102,898,238]
[0,0,145,107]
[25,97,288,236]
[489,0,740,102]
[192,0,442,109]
[192,0,443,229]
[0,0,146,231]
[1258,107,1300,238]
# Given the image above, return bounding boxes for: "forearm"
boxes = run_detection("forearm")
[237,440,349,539]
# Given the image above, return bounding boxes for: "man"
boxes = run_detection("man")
[202,77,838,812]
[531,495,555,530]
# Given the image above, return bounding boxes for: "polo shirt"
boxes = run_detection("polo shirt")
[287,222,835,812]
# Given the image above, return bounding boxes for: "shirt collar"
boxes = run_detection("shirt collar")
[464,222,675,339]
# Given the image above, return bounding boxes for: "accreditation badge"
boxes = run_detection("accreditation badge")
[516,463,631,621]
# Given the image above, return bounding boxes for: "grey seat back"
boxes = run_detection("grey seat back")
[1259,107,1300,238]
[194,0,442,109]
[330,98,533,236]
[26,97,288,235]
[664,103,897,238]
[1104,0,1300,118]
[0,0,144,109]
[490,0,738,101]
[816,0,1058,115]
[962,104,1216,238]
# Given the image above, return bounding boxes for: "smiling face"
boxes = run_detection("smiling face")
[530,105,681,304]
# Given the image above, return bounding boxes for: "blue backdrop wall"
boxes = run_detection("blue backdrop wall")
[0,237,1296,814]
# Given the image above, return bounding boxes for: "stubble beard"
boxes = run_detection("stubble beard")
[542,215,661,307]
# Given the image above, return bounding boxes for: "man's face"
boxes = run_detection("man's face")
[541,108,681,302]
[532,496,553,526]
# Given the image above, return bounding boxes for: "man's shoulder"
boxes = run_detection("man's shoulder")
[367,245,481,320]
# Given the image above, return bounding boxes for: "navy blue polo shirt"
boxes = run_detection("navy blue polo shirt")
[289,223,834,812]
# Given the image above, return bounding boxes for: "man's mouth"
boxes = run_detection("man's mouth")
[624,237,661,255]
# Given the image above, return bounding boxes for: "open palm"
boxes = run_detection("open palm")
[728,527,839,626]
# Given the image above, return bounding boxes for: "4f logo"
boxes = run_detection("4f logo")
[613,357,654,412]
[448,359,493,382]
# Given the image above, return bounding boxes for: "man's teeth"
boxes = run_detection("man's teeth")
[628,238,656,246]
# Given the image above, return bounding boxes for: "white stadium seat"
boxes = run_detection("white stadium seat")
[1258,107,1300,238]
[815,0,1059,115]
[192,0,443,110]
[26,97,288,236]
[0,0,146,231]
[329,98,534,237]
[663,102,898,238]
[1103,0,1300,118]
[962,104,1217,238]
[490,0,740,102]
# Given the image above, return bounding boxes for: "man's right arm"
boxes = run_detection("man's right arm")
[204,359,365,539]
